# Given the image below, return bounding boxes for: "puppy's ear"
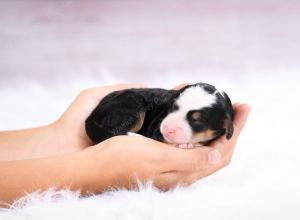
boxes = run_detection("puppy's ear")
[222,91,234,140]
[224,116,234,139]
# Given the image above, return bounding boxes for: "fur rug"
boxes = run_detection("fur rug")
[0,73,299,220]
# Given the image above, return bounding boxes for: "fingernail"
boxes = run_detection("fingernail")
[208,150,221,164]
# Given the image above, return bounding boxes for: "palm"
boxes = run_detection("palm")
[56,84,147,150]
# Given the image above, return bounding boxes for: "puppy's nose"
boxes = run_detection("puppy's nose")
[163,124,179,138]
[166,129,176,137]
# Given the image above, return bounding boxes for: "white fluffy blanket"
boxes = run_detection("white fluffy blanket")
[0,73,299,220]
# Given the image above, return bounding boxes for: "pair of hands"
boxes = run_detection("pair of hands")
[53,84,250,190]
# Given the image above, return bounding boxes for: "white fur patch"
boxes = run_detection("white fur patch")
[160,113,192,143]
[176,85,216,116]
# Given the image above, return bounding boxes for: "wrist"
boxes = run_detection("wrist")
[52,118,93,151]
[71,144,119,194]
[0,151,94,204]
[30,123,77,159]
[0,123,68,161]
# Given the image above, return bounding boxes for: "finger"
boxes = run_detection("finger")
[157,154,224,188]
[232,103,251,131]
[172,82,191,90]
[233,102,241,108]
[109,136,212,177]
[160,144,214,172]
[120,135,209,172]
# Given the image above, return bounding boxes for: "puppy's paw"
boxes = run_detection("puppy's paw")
[175,143,203,149]
[176,143,188,149]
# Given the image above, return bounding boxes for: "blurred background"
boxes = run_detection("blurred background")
[0,0,299,128]
[1,0,300,83]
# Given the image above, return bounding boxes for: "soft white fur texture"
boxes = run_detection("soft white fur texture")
[177,85,216,112]
[0,73,300,220]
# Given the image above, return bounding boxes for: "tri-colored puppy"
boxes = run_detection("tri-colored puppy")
[85,83,234,148]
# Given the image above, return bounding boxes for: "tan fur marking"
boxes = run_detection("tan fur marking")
[191,129,215,143]
[129,112,145,132]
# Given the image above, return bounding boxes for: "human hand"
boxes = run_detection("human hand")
[82,103,250,191]
[0,84,149,161]
[0,85,249,203]
[52,84,147,152]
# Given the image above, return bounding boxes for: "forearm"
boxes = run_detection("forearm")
[0,147,112,205]
[0,123,73,161]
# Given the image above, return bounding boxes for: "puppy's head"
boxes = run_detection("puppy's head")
[160,83,234,144]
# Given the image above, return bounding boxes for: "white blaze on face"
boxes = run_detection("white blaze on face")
[160,86,217,144]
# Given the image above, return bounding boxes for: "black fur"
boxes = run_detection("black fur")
[85,83,234,144]
[85,88,179,143]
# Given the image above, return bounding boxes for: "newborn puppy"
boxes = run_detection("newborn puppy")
[85,83,234,148]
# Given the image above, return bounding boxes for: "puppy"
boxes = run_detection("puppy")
[85,83,234,148]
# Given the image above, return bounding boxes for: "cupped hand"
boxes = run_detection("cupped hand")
[52,84,146,151]
[85,103,251,191]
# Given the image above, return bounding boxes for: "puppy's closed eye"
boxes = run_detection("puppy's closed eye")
[191,112,201,121]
